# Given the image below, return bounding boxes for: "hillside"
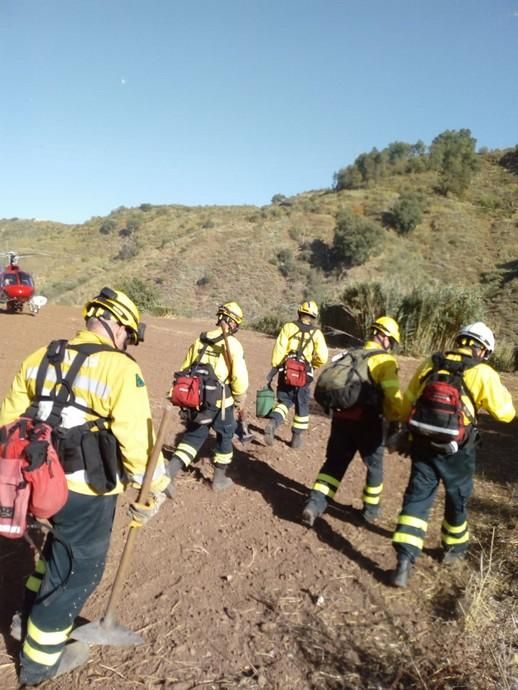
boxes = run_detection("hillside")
[0,306,516,689]
[0,148,517,349]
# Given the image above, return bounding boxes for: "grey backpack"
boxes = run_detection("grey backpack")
[314,348,385,414]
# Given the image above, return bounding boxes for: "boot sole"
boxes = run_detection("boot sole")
[212,478,234,492]
[301,509,316,527]
[264,427,275,446]
[391,575,409,588]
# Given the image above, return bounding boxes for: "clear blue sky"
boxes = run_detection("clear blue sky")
[1,1,517,224]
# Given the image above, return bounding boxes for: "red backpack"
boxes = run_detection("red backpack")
[0,340,120,540]
[408,353,477,448]
[282,324,316,388]
[0,418,68,538]
[170,333,224,412]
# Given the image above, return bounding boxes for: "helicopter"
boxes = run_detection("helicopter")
[0,251,48,315]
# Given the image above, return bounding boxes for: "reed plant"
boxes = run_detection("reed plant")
[339,281,486,356]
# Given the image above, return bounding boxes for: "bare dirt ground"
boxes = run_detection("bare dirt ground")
[0,305,517,689]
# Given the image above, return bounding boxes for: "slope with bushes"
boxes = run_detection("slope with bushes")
[0,143,517,363]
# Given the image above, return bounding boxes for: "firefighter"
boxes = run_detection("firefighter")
[1,287,170,686]
[264,301,328,449]
[165,302,249,492]
[391,322,515,587]
[302,316,403,526]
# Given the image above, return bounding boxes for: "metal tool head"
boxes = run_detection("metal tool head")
[70,619,144,646]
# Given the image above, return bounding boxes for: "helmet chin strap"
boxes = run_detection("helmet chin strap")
[219,316,238,335]
[97,317,123,350]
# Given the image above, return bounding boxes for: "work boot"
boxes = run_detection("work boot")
[290,432,304,449]
[19,641,90,686]
[361,504,381,524]
[442,549,467,566]
[263,420,277,446]
[10,610,22,641]
[391,556,413,588]
[212,465,234,491]
[162,444,175,461]
[52,641,90,679]
[301,493,327,528]
[164,456,184,498]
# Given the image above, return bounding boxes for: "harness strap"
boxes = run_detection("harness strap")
[195,332,229,383]
[195,332,215,366]
[290,322,317,364]
[26,341,122,428]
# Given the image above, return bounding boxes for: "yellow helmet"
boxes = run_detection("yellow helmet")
[371,315,400,344]
[298,300,319,319]
[83,287,144,345]
[217,301,243,327]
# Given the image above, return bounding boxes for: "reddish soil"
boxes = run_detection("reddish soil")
[0,306,517,689]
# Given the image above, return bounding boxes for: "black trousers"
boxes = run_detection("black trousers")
[392,441,476,560]
[20,491,117,684]
[172,406,237,467]
[308,416,385,509]
[270,380,311,433]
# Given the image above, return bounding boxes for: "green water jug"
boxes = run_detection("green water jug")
[256,385,275,418]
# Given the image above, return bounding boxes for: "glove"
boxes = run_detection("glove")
[235,418,253,444]
[233,393,248,409]
[128,492,166,528]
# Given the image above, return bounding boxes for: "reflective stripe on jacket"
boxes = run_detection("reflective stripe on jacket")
[271,321,328,371]
[0,330,169,496]
[181,327,249,407]
[401,347,516,423]
[364,340,403,422]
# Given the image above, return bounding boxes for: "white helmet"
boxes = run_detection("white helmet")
[456,322,495,356]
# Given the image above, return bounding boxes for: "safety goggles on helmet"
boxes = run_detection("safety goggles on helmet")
[298,300,319,319]
[371,316,401,344]
[456,321,494,356]
[83,287,145,345]
[217,302,243,326]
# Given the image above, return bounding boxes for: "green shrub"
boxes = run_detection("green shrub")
[275,248,297,279]
[118,277,172,316]
[99,219,117,235]
[249,313,287,336]
[333,209,384,267]
[430,128,480,196]
[391,192,423,234]
[114,243,138,261]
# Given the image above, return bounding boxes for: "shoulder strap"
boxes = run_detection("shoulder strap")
[360,347,386,359]
[353,347,387,387]
[294,324,317,362]
[27,341,124,427]
[195,331,224,366]
[430,351,478,375]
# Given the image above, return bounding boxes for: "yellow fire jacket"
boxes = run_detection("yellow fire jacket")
[181,327,249,408]
[401,347,516,424]
[363,340,403,422]
[271,321,329,372]
[0,330,170,496]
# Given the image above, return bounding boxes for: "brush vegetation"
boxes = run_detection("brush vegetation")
[0,132,517,367]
